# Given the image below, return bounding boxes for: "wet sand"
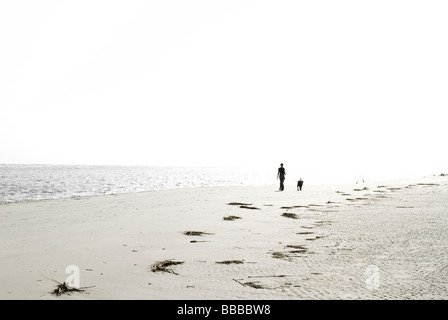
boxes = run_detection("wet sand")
[0,176,447,299]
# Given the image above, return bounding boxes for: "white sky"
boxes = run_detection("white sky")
[1,1,447,182]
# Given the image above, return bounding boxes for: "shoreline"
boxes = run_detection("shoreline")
[1,175,447,299]
[1,173,443,205]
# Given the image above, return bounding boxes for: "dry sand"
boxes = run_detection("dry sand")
[1,176,447,300]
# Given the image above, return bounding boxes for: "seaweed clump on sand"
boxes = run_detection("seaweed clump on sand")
[44,276,94,297]
[42,275,94,297]
[233,278,266,289]
[271,252,288,260]
[182,231,213,236]
[50,282,89,296]
[281,212,299,219]
[223,215,242,221]
[239,205,261,210]
[228,202,252,206]
[150,260,184,275]
[286,245,308,254]
[243,282,265,289]
[227,202,261,210]
[216,260,244,264]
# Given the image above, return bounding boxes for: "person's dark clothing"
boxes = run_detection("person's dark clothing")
[279,179,285,191]
[297,180,304,191]
[278,167,285,179]
[278,167,285,191]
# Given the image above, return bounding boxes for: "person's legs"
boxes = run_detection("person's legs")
[280,178,284,191]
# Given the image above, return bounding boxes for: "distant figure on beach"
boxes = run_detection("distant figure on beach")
[297,178,304,191]
[277,163,286,191]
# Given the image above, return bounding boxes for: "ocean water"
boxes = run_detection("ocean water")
[0,164,273,204]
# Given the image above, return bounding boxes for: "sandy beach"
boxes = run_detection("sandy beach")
[1,175,447,300]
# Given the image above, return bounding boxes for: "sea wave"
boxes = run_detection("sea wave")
[0,164,272,203]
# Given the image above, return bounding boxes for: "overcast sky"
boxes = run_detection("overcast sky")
[1,1,447,182]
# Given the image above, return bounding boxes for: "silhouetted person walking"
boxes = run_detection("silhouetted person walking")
[277,163,286,191]
[297,178,304,191]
